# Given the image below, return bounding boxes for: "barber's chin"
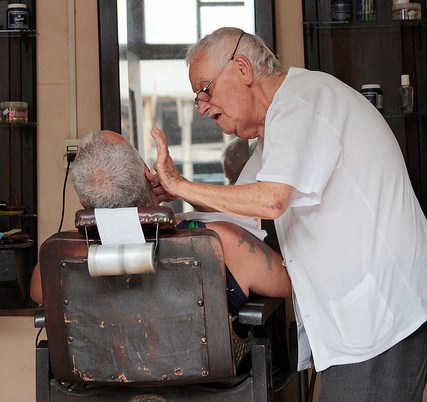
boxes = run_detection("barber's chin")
[218,124,235,136]
[221,129,236,136]
[217,118,238,136]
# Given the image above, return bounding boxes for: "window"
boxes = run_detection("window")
[99,0,275,212]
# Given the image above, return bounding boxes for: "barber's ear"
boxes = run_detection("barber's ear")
[234,55,253,85]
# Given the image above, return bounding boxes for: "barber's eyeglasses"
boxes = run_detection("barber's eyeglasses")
[194,31,245,109]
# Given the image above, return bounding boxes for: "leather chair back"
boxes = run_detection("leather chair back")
[39,207,235,386]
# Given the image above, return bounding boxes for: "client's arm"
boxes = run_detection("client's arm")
[30,262,43,305]
[205,221,291,299]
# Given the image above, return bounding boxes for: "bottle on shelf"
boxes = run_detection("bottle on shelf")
[398,74,414,113]
[356,0,376,21]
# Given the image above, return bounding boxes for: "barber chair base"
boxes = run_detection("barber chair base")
[48,378,254,402]
[37,336,297,402]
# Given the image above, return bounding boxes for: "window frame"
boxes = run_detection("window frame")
[97,0,276,132]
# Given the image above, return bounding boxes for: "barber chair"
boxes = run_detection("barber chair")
[35,206,306,401]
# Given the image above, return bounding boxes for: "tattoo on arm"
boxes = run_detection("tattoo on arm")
[238,232,273,271]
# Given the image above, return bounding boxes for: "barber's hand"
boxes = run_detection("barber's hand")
[145,166,177,204]
[151,127,187,196]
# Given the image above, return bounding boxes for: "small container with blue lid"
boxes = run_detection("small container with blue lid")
[361,84,383,114]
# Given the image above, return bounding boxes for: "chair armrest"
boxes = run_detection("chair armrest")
[237,297,284,326]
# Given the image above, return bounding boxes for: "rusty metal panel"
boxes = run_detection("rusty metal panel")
[41,230,234,385]
[61,258,208,384]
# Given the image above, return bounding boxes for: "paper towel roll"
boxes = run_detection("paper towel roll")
[88,243,156,277]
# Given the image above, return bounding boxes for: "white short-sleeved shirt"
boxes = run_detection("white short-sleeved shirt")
[237,67,427,371]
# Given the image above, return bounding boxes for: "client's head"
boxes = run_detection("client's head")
[71,130,154,208]
[222,138,256,185]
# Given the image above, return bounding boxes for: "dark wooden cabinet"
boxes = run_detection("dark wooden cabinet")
[0,0,37,311]
[303,1,427,217]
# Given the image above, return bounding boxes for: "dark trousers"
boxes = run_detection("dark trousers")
[318,321,427,402]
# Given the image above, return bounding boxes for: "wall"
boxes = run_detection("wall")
[2,1,424,401]
[37,0,100,242]
[275,0,304,69]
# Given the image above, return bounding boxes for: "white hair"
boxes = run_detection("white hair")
[186,27,285,80]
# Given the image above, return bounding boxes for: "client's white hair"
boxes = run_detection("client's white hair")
[71,131,152,208]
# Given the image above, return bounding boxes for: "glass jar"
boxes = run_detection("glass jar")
[0,101,28,123]
[7,4,29,30]
[392,2,421,20]
[361,84,383,114]
[331,0,353,22]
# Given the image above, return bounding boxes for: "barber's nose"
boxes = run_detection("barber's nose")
[197,100,210,115]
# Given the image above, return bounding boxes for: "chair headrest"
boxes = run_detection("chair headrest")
[75,206,176,236]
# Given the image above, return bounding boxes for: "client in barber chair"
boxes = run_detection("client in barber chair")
[31,130,291,316]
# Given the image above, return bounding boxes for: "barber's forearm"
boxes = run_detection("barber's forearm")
[171,180,291,220]
[150,126,291,217]
[189,203,219,213]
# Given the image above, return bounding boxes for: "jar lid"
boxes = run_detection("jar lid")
[8,4,28,9]
[401,74,410,85]
[0,101,28,108]
[361,84,381,89]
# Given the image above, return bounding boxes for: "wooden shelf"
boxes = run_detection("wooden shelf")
[0,0,38,313]
[303,19,427,28]
[303,0,427,216]
[0,29,37,37]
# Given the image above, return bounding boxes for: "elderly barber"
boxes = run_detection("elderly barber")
[151,27,427,401]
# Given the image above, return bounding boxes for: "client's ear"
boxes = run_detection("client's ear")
[79,198,88,208]
[144,165,154,182]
